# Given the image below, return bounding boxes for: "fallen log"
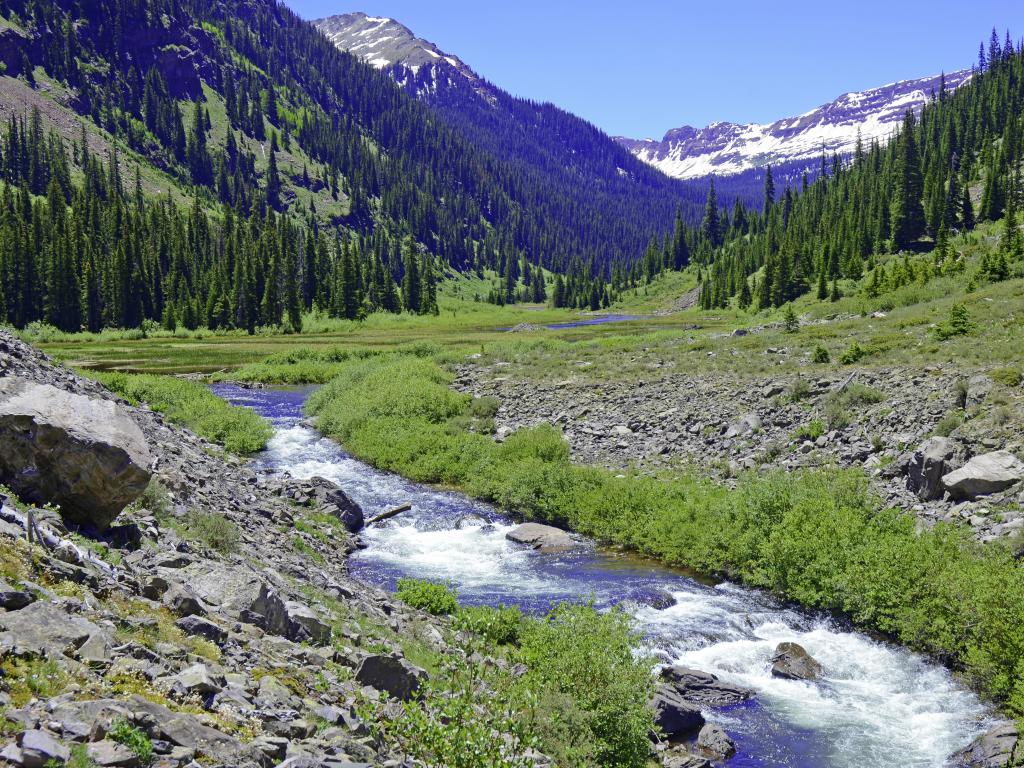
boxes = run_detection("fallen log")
[366,503,412,526]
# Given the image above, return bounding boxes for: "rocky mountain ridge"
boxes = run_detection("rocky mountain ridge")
[617,70,975,178]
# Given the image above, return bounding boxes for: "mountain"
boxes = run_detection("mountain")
[314,12,721,235]
[0,0,713,333]
[617,70,974,179]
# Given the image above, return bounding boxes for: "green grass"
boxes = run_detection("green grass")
[84,370,272,454]
[305,351,1024,719]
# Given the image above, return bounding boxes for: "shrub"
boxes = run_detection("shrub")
[933,303,974,340]
[990,367,1022,388]
[513,605,654,767]
[454,605,523,645]
[469,396,500,419]
[934,411,964,437]
[396,578,459,616]
[783,305,799,333]
[87,372,272,454]
[824,402,851,430]
[792,420,826,442]
[788,377,812,401]
[838,341,866,365]
[185,511,239,554]
[811,345,830,363]
[109,718,153,766]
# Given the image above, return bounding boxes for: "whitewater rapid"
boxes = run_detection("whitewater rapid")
[214,384,992,768]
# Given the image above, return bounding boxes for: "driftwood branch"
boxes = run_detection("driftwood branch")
[365,503,412,526]
[0,503,117,576]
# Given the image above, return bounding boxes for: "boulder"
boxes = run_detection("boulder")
[18,730,69,768]
[245,583,331,646]
[162,583,208,617]
[770,642,823,681]
[966,375,993,408]
[906,436,964,500]
[174,615,227,645]
[725,412,762,439]
[0,600,109,660]
[950,722,1019,768]
[354,654,425,700]
[87,740,142,768]
[306,476,364,533]
[660,666,754,708]
[650,683,704,739]
[170,663,225,697]
[943,452,1024,500]
[128,695,240,760]
[505,522,575,551]
[0,378,152,529]
[0,578,34,610]
[696,724,736,760]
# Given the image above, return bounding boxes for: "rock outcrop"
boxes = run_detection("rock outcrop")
[660,665,754,707]
[650,683,704,739]
[942,451,1024,500]
[906,436,964,500]
[951,722,1019,768]
[0,377,152,529]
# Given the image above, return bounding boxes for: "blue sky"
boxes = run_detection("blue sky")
[285,0,1024,138]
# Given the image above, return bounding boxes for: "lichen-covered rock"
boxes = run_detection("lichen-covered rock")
[0,378,151,529]
[950,722,1019,768]
[906,436,964,500]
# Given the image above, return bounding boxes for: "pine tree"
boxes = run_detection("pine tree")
[701,179,722,247]
[400,236,420,313]
[763,165,775,215]
[266,146,281,210]
[890,112,926,250]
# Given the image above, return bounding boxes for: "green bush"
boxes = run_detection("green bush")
[811,345,830,363]
[933,303,975,340]
[454,605,523,645]
[396,578,459,615]
[990,367,1022,388]
[934,411,964,437]
[469,396,500,419]
[185,511,239,554]
[513,605,654,767]
[838,341,866,364]
[88,372,272,454]
[109,718,153,766]
[792,419,826,441]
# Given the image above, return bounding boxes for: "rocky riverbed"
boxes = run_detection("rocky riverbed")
[454,362,1024,542]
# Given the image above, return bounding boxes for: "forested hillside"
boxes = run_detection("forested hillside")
[0,0,695,332]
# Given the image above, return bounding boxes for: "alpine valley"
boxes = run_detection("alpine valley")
[0,4,1022,768]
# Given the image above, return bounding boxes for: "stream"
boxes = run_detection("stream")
[213,383,992,768]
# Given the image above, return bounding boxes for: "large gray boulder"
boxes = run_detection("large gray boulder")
[0,378,152,529]
[245,583,331,645]
[505,522,575,551]
[305,476,364,533]
[942,451,1024,500]
[906,436,964,500]
[770,642,823,681]
[950,722,1019,768]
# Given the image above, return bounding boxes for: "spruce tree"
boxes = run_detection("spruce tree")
[890,112,926,250]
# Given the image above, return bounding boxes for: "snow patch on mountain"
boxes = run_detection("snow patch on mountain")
[617,70,973,179]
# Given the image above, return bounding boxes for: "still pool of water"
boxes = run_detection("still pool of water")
[213,383,992,768]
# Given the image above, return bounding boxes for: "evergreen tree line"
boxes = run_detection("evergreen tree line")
[0,119,442,332]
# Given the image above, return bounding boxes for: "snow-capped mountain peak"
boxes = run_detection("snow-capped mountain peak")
[314,12,496,103]
[616,70,973,179]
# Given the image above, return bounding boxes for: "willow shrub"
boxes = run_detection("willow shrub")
[90,371,272,454]
[307,353,1024,716]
